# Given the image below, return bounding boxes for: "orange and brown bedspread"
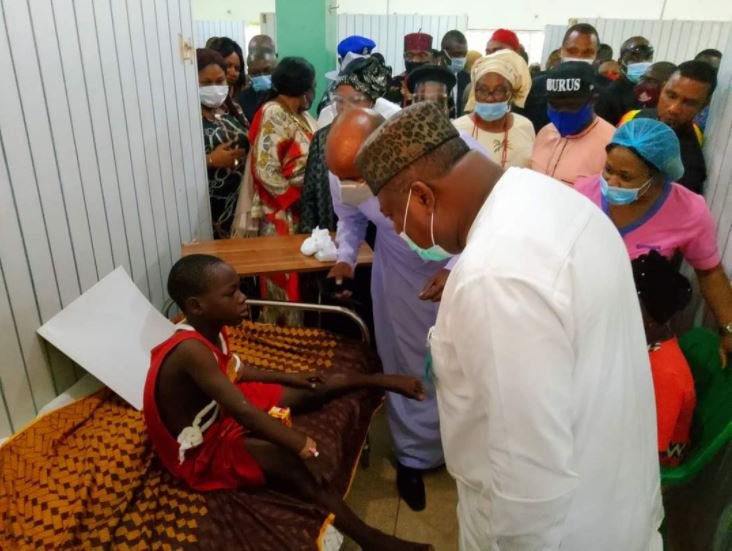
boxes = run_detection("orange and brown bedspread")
[0,322,382,550]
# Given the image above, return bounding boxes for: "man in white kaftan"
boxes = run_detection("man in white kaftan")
[358,101,663,550]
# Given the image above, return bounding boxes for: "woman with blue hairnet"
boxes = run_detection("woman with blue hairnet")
[577,118,732,364]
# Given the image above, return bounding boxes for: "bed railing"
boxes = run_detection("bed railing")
[162,299,371,345]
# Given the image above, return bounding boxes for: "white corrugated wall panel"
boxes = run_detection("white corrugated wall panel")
[193,19,247,51]
[338,14,468,74]
[264,13,467,75]
[704,32,732,270]
[261,12,277,44]
[542,19,731,67]
[464,29,545,64]
[541,25,566,64]
[183,1,213,241]
[0,0,210,438]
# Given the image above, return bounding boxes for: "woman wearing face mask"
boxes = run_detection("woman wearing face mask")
[197,48,249,239]
[248,57,318,324]
[453,50,535,168]
[576,118,732,364]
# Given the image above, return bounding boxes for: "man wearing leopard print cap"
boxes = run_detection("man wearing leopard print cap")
[356,101,663,550]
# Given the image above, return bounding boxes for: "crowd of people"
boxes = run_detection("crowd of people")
[147,23,728,549]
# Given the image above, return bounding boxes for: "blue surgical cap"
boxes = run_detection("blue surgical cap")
[338,35,376,58]
[611,118,684,183]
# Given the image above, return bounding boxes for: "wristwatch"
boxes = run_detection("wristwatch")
[719,322,732,335]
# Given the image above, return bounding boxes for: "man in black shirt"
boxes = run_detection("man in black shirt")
[518,23,599,132]
[384,32,434,106]
[441,30,470,117]
[621,61,716,194]
[235,49,277,123]
[596,43,613,65]
[595,36,654,125]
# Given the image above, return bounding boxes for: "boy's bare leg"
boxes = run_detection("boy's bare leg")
[245,438,432,551]
[278,372,426,412]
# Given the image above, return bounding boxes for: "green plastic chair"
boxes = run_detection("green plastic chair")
[661,328,732,486]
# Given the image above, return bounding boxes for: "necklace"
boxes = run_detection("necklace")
[472,114,510,168]
[203,107,237,144]
[202,105,225,121]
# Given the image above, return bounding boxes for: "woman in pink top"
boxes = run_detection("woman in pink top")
[576,118,732,363]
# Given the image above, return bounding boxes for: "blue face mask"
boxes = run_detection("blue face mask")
[399,188,453,262]
[474,100,510,122]
[547,103,594,137]
[251,74,272,92]
[599,174,653,205]
[625,62,652,84]
[449,57,467,73]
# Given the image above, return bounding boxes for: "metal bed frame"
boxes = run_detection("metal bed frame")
[163,299,371,345]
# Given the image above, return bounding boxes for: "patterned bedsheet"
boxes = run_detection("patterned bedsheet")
[0,322,383,550]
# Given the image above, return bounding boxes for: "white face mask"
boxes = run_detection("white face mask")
[561,57,594,65]
[199,84,229,108]
[339,179,373,206]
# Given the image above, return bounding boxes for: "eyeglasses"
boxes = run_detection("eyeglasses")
[622,45,654,62]
[413,92,449,102]
[331,93,370,106]
[475,86,511,102]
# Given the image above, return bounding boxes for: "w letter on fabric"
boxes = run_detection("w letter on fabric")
[37,267,175,410]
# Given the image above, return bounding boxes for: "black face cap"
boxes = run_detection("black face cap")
[406,64,456,93]
[545,61,596,100]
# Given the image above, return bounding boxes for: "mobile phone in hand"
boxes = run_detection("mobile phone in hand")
[235,133,249,151]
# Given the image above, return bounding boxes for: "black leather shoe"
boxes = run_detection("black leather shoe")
[396,463,426,511]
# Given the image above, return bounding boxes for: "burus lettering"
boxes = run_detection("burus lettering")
[547,78,582,93]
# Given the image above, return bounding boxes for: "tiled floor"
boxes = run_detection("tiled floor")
[341,409,459,551]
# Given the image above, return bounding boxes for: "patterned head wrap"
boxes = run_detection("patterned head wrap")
[465,50,532,111]
[334,57,391,101]
[355,101,460,194]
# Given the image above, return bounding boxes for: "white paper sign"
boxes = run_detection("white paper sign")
[37,267,175,410]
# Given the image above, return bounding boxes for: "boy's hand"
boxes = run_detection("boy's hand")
[299,435,319,459]
[303,454,331,486]
[286,372,325,390]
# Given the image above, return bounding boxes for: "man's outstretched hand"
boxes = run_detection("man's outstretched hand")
[420,269,450,302]
[326,262,355,299]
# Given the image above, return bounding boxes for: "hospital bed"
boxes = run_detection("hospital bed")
[0,270,382,551]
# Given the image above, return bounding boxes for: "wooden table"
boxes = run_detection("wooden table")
[182,234,373,277]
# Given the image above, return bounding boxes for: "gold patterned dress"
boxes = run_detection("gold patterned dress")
[249,100,316,325]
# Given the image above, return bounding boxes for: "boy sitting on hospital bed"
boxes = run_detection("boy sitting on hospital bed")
[144,254,433,551]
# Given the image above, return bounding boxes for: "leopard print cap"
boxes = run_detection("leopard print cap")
[355,101,459,194]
